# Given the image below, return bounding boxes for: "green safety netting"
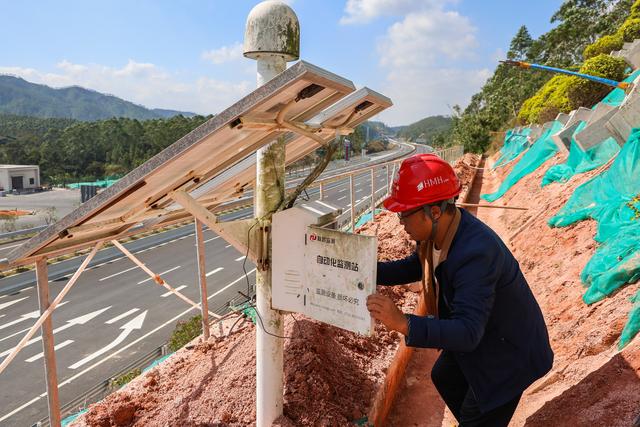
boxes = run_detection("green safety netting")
[66,178,120,189]
[541,122,620,187]
[548,129,640,348]
[481,121,563,203]
[493,127,532,169]
[600,69,640,106]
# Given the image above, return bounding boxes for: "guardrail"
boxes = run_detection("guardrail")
[0,225,47,241]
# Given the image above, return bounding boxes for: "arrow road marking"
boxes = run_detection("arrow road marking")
[137,266,181,284]
[25,340,74,363]
[0,297,29,312]
[0,306,111,358]
[105,308,140,325]
[0,301,69,331]
[69,310,147,370]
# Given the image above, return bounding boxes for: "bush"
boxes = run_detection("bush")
[109,368,141,389]
[568,54,629,109]
[518,75,574,124]
[620,18,640,42]
[584,33,624,60]
[168,315,203,352]
[632,0,640,18]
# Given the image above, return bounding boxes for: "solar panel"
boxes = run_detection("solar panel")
[7,61,356,264]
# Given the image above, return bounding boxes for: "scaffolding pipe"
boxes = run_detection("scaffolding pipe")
[36,258,61,427]
[501,60,631,90]
[194,219,211,340]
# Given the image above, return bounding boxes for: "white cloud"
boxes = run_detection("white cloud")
[370,5,489,126]
[0,60,251,115]
[201,42,244,65]
[341,0,456,24]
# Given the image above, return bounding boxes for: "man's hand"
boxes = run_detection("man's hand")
[366,293,409,336]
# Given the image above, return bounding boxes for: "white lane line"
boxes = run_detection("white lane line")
[195,236,220,246]
[206,267,224,277]
[346,203,352,207]
[161,285,187,297]
[0,279,258,420]
[224,244,232,249]
[19,287,33,293]
[338,188,346,193]
[235,256,246,262]
[337,196,346,201]
[25,340,74,363]
[105,308,140,325]
[137,266,181,284]
[0,315,4,319]
[0,297,29,312]
[355,188,363,193]
[98,266,138,282]
[0,243,22,252]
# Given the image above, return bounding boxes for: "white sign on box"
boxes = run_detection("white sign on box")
[271,206,377,335]
[304,226,376,335]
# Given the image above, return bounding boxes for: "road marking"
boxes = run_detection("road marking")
[137,266,181,284]
[69,310,148,370]
[0,301,69,331]
[337,196,347,201]
[224,244,232,249]
[98,266,138,282]
[25,340,74,363]
[0,315,3,319]
[105,308,140,325]
[161,285,186,297]
[195,236,220,246]
[356,188,363,193]
[206,267,224,277]
[235,256,246,262]
[0,326,30,343]
[0,276,260,419]
[338,188,346,193]
[0,297,29,312]
[0,306,111,358]
[19,287,33,293]
[346,203,352,207]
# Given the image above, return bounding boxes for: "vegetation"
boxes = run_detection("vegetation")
[396,115,453,146]
[446,0,636,153]
[168,315,203,352]
[0,75,194,121]
[109,368,142,389]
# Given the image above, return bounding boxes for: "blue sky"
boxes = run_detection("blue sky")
[1,0,563,125]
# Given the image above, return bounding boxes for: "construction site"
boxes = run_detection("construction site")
[1,1,640,426]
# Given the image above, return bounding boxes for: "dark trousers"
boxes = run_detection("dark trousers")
[431,351,521,427]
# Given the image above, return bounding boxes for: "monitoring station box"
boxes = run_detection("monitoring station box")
[272,203,377,335]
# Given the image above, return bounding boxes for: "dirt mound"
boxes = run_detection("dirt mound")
[72,211,421,427]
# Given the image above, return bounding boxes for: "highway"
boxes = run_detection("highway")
[0,146,410,426]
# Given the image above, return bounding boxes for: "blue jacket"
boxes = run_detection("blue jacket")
[377,208,553,412]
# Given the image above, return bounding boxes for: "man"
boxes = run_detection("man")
[367,153,553,426]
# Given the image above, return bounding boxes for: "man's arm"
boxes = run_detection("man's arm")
[376,248,422,286]
[404,246,504,352]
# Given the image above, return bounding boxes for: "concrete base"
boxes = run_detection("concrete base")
[551,121,582,153]
[574,103,623,151]
[612,39,640,68]
[604,74,640,146]
[555,112,570,125]
[528,124,543,143]
[565,107,593,129]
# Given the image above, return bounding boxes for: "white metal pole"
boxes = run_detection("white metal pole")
[244,4,299,424]
[370,168,375,222]
[255,54,286,427]
[385,165,390,196]
[350,174,355,232]
[36,258,61,427]
[195,219,211,340]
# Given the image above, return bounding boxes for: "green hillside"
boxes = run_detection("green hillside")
[0,75,195,121]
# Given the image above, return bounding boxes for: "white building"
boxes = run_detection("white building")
[0,165,41,191]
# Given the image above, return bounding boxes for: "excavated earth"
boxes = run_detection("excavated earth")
[71,150,640,426]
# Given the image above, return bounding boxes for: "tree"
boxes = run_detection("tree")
[507,26,533,60]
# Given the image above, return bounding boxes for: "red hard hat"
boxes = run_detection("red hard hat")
[383,154,461,212]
